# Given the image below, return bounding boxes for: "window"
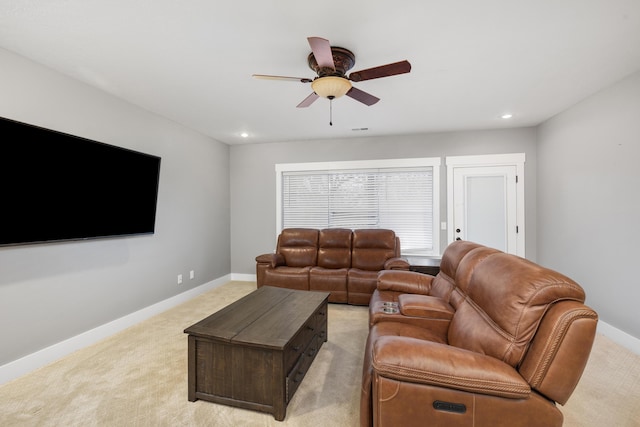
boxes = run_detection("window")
[276,158,440,256]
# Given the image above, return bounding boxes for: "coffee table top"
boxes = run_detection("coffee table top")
[184,286,329,349]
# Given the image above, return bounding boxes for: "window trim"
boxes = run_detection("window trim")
[275,157,441,256]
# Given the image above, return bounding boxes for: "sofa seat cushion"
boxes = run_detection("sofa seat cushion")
[310,267,348,303]
[263,266,311,291]
[348,268,380,305]
[398,294,454,320]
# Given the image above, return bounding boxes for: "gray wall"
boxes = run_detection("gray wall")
[0,48,231,365]
[230,128,538,274]
[537,71,640,339]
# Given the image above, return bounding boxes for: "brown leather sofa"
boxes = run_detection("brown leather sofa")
[361,240,598,427]
[255,228,409,305]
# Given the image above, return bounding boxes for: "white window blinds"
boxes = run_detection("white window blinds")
[279,161,439,255]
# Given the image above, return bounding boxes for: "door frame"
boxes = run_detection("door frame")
[446,153,526,256]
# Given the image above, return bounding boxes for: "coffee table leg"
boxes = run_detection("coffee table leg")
[187,335,197,401]
[274,408,286,421]
[273,356,286,421]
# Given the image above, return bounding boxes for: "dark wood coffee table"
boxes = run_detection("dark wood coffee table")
[184,285,329,421]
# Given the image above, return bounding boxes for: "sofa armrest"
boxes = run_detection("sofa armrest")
[372,336,530,399]
[255,253,286,268]
[398,294,454,320]
[384,257,410,270]
[377,270,433,295]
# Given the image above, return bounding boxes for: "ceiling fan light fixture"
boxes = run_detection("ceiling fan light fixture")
[311,76,352,99]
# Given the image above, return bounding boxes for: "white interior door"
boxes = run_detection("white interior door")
[446,154,525,256]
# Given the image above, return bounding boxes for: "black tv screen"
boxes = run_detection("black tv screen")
[0,116,161,247]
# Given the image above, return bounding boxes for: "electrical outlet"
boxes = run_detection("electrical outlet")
[190,270,195,280]
[177,274,183,285]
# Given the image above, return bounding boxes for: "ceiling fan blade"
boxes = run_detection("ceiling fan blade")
[296,92,320,108]
[348,60,411,82]
[253,74,313,83]
[346,87,380,106]
[307,37,335,70]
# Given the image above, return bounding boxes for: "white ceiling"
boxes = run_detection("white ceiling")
[1,1,639,145]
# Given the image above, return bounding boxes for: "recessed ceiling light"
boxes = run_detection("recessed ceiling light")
[240,132,249,138]
[501,113,513,119]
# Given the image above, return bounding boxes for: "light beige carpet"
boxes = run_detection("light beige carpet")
[1,281,639,426]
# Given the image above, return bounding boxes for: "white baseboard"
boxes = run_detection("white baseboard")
[0,274,232,386]
[231,273,256,282]
[597,320,640,355]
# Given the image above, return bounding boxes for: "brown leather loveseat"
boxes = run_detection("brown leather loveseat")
[361,240,598,427]
[255,228,409,305]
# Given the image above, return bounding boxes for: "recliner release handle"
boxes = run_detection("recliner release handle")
[433,400,467,414]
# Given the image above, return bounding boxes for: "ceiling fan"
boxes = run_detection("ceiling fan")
[253,37,411,110]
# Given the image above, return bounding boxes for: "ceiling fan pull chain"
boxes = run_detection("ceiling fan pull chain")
[329,98,333,126]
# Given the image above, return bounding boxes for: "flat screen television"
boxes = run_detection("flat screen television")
[0,116,161,247]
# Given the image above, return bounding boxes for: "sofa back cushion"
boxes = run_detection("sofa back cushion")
[277,228,319,267]
[351,229,397,271]
[448,249,586,368]
[317,228,352,269]
[430,240,485,302]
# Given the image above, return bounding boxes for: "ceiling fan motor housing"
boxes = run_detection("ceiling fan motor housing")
[307,46,355,78]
